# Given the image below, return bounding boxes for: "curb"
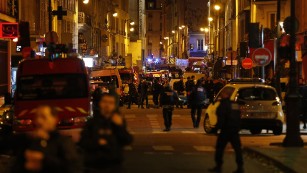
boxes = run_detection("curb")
[243,147,296,173]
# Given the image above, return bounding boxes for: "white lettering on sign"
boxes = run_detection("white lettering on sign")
[255,55,269,65]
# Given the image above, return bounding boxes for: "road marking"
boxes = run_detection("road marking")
[193,146,215,152]
[153,146,174,151]
[173,114,181,118]
[181,131,198,134]
[163,152,174,155]
[152,131,164,134]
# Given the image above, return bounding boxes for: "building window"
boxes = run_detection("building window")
[148,2,155,9]
[197,39,204,50]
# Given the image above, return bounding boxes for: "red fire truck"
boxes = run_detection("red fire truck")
[14,58,90,132]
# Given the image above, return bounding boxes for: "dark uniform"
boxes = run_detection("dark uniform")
[79,115,133,173]
[11,132,82,173]
[127,82,137,109]
[210,98,243,173]
[160,86,176,131]
[138,81,149,108]
[189,83,206,128]
[152,80,162,107]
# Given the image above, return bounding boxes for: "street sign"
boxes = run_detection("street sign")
[242,58,253,69]
[0,23,18,38]
[52,6,67,20]
[252,48,272,66]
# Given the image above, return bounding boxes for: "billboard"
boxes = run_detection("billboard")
[0,23,18,38]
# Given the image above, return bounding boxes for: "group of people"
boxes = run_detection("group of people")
[4,92,132,173]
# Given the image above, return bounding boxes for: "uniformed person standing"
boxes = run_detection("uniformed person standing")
[209,89,244,173]
[160,84,176,131]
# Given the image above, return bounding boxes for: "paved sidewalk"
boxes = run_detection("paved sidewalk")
[244,146,307,173]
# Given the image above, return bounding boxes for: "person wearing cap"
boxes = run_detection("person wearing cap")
[79,92,133,173]
[11,105,82,173]
[208,89,244,173]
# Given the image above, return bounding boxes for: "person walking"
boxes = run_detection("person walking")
[79,92,133,173]
[174,77,185,108]
[11,105,82,173]
[189,80,206,128]
[208,89,244,173]
[152,79,162,108]
[205,77,215,103]
[185,76,195,108]
[138,80,149,109]
[160,84,176,132]
[127,80,137,109]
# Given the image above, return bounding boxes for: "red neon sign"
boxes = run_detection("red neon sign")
[0,23,19,38]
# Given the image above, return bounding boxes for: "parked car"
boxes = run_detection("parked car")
[203,82,285,135]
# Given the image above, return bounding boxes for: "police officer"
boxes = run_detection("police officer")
[152,79,162,108]
[160,84,176,132]
[127,80,137,109]
[189,80,206,128]
[209,89,244,173]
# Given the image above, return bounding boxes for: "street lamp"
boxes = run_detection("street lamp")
[172,30,175,34]
[130,21,135,26]
[214,4,221,11]
[112,12,118,17]
[83,0,89,4]
[208,17,213,22]
[130,27,135,32]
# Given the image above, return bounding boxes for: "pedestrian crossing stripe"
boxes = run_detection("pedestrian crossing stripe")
[153,146,174,151]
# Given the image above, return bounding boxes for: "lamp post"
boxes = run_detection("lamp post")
[214,4,220,58]
[282,0,304,147]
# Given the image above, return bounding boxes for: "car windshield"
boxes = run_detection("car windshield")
[238,87,277,101]
[91,75,119,88]
[17,74,88,100]
[120,73,133,84]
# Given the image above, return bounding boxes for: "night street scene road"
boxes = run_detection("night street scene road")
[1,0,307,173]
